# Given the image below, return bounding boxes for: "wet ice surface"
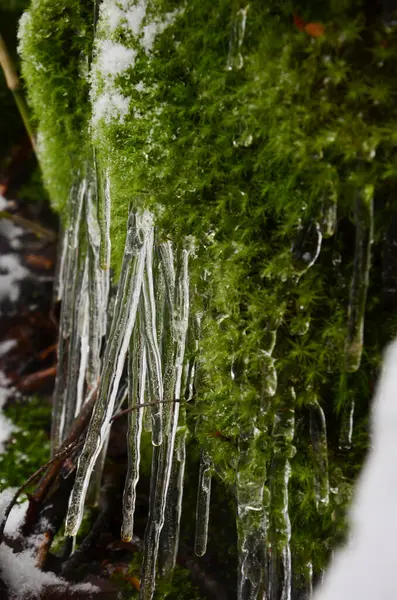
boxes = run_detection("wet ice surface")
[314,340,397,600]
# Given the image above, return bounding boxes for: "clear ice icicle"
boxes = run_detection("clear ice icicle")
[339,394,355,450]
[309,400,329,509]
[75,257,90,418]
[63,261,88,437]
[121,321,146,542]
[53,226,67,302]
[269,395,295,600]
[140,229,163,446]
[158,411,187,576]
[62,179,86,339]
[320,191,337,239]
[226,5,249,71]
[345,185,374,372]
[236,427,267,600]
[51,180,86,453]
[261,351,277,402]
[86,178,106,388]
[96,161,111,270]
[140,246,190,600]
[194,450,212,557]
[65,210,152,536]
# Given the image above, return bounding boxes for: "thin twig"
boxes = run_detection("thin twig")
[0,440,81,544]
[0,211,57,242]
[110,398,181,422]
[0,34,37,153]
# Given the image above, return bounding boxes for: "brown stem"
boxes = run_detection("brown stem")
[110,398,180,422]
[0,34,37,153]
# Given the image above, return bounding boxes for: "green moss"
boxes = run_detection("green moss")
[0,396,51,491]
[19,0,397,583]
[18,0,94,213]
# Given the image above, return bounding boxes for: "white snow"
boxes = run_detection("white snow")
[314,339,397,600]
[0,489,27,538]
[0,254,29,306]
[96,40,136,77]
[0,375,18,453]
[92,0,182,127]
[92,91,130,125]
[0,340,17,359]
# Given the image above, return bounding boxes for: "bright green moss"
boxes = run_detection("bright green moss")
[18,0,94,213]
[0,396,51,491]
[19,0,397,582]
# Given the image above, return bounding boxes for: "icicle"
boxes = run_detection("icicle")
[291,221,322,273]
[261,351,277,400]
[51,324,68,454]
[236,427,267,600]
[86,178,106,389]
[51,181,86,453]
[121,322,146,542]
[140,229,163,446]
[194,450,212,557]
[155,254,166,351]
[158,410,187,576]
[345,185,374,372]
[61,179,86,339]
[269,392,295,600]
[339,395,355,451]
[320,188,337,239]
[96,161,111,270]
[309,400,329,510]
[75,257,90,418]
[140,246,190,600]
[226,5,249,71]
[63,258,89,437]
[53,226,68,302]
[65,210,151,536]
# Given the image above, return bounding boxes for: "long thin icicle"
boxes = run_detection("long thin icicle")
[86,177,106,389]
[226,5,249,71]
[75,256,90,418]
[121,320,147,542]
[345,185,374,372]
[96,160,111,271]
[65,210,152,536]
[158,412,187,576]
[268,393,295,600]
[236,427,267,600]
[309,400,329,510]
[51,179,86,453]
[63,256,89,435]
[194,449,212,557]
[141,229,163,446]
[140,246,190,600]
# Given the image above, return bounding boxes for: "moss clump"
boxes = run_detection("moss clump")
[0,396,51,491]
[18,0,94,213]
[19,0,397,588]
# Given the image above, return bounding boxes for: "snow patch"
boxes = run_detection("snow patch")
[0,375,17,453]
[314,339,397,600]
[92,0,182,127]
[0,489,27,538]
[0,340,17,359]
[0,254,29,307]
[97,40,136,77]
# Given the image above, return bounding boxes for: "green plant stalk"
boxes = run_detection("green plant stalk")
[0,33,37,154]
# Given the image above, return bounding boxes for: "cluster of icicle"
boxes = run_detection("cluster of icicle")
[52,167,199,599]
